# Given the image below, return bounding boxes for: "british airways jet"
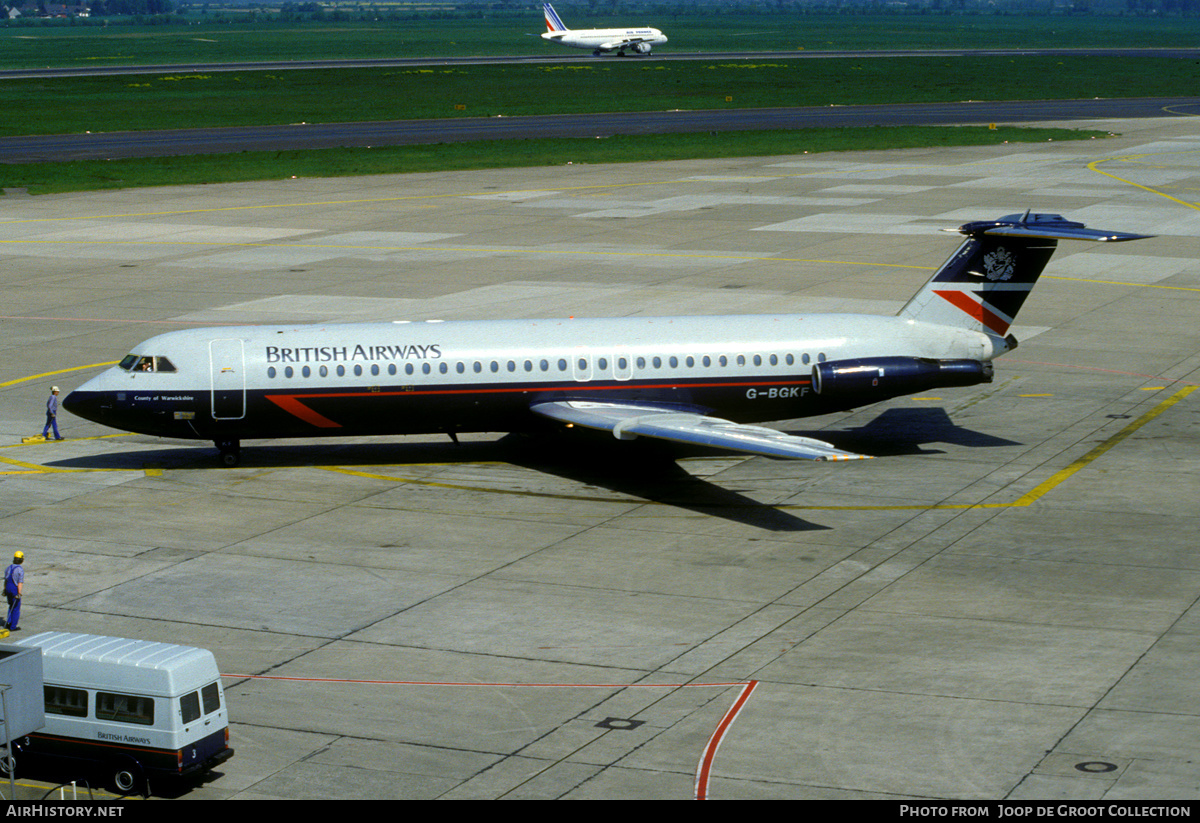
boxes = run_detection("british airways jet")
[539,3,667,56]
[64,214,1147,468]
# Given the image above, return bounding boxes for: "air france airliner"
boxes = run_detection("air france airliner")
[539,3,667,56]
[64,213,1148,468]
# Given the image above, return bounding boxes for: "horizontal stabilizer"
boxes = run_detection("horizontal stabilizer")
[531,401,870,461]
[951,212,1153,243]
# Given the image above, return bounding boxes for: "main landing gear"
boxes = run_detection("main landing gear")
[214,439,241,467]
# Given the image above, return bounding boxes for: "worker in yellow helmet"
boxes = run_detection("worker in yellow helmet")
[5,551,24,631]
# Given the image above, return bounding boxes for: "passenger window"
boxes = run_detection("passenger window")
[181,691,201,724]
[44,685,87,718]
[201,682,221,714]
[96,692,154,726]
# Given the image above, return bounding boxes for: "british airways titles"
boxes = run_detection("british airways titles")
[265,343,443,364]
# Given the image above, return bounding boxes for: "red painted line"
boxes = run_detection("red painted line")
[695,680,759,801]
[227,672,760,800]
[222,673,746,688]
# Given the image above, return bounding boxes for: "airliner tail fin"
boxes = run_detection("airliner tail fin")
[543,3,568,32]
[900,212,1150,339]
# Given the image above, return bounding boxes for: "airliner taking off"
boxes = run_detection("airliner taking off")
[539,3,667,56]
[64,213,1147,468]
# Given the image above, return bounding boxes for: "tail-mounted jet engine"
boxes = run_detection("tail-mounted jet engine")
[812,356,993,398]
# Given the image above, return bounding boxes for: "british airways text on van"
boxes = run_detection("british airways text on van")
[10,632,233,793]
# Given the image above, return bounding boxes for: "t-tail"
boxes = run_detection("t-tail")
[900,212,1151,349]
[544,3,568,32]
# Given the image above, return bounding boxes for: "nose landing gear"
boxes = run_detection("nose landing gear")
[214,439,241,467]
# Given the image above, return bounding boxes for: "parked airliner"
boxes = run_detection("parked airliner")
[539,3,667,56]
[64,213,1147,468]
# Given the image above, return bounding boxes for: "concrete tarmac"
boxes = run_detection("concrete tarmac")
[0,116,1197,800]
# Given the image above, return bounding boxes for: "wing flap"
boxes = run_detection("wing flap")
[531,401,870,462]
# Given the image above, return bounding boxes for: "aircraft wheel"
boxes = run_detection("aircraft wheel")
[215,439,241,468]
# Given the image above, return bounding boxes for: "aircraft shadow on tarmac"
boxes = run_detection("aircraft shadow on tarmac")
[46,407,1013,532]
[822,406,1019,456]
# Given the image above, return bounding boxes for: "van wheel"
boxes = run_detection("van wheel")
[109,758,145,795]
[0,751,14,777]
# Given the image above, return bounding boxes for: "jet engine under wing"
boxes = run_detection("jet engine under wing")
[531,401,871,461]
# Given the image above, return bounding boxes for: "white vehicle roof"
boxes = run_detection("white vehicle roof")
[14,632,220,696]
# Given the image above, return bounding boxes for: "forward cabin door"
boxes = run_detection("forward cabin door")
[209,339,246,420]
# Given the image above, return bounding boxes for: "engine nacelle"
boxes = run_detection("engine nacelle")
[812,357,992,398]
[632,42,652,53]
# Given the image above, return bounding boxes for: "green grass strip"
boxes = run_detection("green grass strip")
[0,126,1109,196]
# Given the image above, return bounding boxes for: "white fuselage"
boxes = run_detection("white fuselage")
[541,27,667,53]
[64,311,994,445]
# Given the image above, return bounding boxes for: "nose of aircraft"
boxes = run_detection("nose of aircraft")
[62,377,107,425]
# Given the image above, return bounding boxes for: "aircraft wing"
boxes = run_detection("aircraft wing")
[531,400,870,461]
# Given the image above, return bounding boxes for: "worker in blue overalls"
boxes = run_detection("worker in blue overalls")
[5,551,24,631]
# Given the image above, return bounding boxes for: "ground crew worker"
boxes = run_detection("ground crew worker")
[4,552,24,631]
[42,386,64,441]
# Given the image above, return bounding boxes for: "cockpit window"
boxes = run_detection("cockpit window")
[119,355,177,374]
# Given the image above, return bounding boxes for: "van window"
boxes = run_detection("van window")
[45,685,87,718]
[201,682,221,714]
[96,692,154,726]
[181,691,201,724]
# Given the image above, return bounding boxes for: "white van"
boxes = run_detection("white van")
[8,632,233,794]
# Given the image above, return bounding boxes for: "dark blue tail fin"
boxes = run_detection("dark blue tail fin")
[900,212,1150,338]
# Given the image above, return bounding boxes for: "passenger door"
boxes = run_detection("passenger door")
[209,339,246,420]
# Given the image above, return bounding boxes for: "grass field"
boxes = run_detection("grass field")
[0,126,1107,196]
[2,13,1199,67]
[5,56,1197,136]
[0,12,1192,193]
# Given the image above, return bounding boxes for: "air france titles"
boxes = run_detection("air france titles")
[265,343,442,364]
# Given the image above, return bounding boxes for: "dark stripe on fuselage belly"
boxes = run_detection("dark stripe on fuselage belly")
[204,375,822,440]
[73,375,887,442]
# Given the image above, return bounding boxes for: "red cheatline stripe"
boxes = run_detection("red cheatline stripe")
[695,680,759,800]
[264,395,342,428]
[933,289,1011,336]
[263,378,813,427]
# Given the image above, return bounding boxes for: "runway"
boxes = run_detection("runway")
[0,114,1197,800]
